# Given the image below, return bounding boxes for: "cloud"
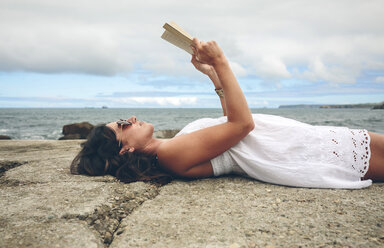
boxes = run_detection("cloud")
[0,95,199,107]
[246,99,269,107]
[299,57,360,84]
[257,57,291,80]
[228,60,247,77]
[110,97,198,106]
[0,0,383,87]
[375,76,384,83]
[100,91,212,97]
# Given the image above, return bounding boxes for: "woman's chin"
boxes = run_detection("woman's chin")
[148,123,155,133]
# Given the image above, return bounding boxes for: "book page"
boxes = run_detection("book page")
[161,30,193,54]
[163,22,193,42]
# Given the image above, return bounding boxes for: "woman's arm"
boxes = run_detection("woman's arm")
[202,41,252,127]
[157,39,254,177]
[191,55,227,116]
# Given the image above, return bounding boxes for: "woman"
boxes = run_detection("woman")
[71,39,384,189]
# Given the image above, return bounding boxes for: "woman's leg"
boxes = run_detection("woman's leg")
[363,132,384,181]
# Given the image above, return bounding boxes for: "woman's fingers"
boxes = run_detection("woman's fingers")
[190,44,197,55]
[191,55,199,67]
[191,38,199,55]
[192,38,200,49]
[192,38,223,65]
[191,55,197,63]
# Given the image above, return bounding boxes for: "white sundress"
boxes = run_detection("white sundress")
[176,114,372,189]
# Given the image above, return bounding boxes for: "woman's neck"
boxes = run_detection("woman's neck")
[140,138,166,156]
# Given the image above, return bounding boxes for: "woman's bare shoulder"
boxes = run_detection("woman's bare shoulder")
[156,135,214,177]
[156,122,249,175]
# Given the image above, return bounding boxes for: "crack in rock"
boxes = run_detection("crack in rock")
[0,178,42,187]
[0,161,33,186]
[0,161,27,176]
[62,184,161,247]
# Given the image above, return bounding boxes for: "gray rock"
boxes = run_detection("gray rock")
[111,179,384,248]
[372,102,384,109]
[0,220,102,248]
[59,133,82,140]
[0,140,383,248]
[0,140,158,247]
[59,122,94,140]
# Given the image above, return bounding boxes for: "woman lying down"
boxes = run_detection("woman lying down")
[71,39,384,189]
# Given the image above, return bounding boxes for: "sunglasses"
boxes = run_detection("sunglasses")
[116,119,132,147]
[116,119,132,127]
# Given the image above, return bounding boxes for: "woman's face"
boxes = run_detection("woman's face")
[106,116,154,153]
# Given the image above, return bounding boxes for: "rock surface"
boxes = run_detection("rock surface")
[372,102,384,109]
[59,122,95,140]
[1,140,383,248]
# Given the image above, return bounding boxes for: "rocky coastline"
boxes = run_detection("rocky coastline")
[0,140,383,247]
[279,101,384,109]
[1,122,181,141]
[58,122,180,140]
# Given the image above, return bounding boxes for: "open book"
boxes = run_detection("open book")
[161,22,194,54]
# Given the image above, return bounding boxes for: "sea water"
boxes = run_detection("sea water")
[0,108,383,140]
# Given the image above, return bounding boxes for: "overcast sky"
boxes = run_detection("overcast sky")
[0,0,383,108]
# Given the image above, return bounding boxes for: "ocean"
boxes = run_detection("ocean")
[0,108,383,140]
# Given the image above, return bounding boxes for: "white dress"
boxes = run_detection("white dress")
[176,114,372,189]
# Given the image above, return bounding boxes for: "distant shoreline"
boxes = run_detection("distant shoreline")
[279,101,384,109]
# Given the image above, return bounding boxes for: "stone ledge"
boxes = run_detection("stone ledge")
[0,140,383,248]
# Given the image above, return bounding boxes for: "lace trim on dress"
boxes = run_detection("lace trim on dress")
[211,151,247,177]
[329,128,371,177]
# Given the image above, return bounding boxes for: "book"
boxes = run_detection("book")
[161,22,194,54]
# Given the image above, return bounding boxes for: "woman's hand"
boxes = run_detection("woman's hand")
[191,53,223,90]
[191,38,225,66]
[191,55,216,77]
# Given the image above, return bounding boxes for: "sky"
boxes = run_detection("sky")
[0,0,383,108]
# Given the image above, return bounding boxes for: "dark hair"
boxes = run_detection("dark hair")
[70,124,173,185]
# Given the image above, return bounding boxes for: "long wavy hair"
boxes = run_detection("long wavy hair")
[70,124,173,185]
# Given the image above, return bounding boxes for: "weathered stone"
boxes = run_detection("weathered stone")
[0,140,159,247]
[0,160,25,176]
[59,121,94,140]
[0,220,102,248]
[111,179,384,248]
[372,102,384,109]
[59,133,82,140]
[0,140,383,248]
